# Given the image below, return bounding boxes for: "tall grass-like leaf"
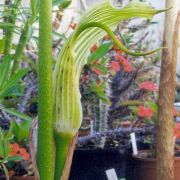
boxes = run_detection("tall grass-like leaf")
[0,69,28,99]
[52,0,166,178]
[0,108,32,121]
[0,55,11,88]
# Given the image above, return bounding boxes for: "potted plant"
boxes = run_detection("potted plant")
[69,30,161,180]
[36,0,168,179]
[36,0,167,179]
[126,4,180,179]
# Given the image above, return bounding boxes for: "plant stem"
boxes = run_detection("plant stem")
[156,2,180,180]
[12,20,31,74]
[54,131,76,180]
[4,0,21,55]
[37,0,54,179]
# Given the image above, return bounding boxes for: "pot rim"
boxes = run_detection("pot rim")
[132,150,180,162]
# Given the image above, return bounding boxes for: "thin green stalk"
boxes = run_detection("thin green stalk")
[54,131,75,180]
[4,0,21,55]
[37,0,54,179]
[1,163,9,180]
[11,20,31,74]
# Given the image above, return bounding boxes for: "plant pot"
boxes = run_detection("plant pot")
[127,150,180,180]
[11,176,35,180]
[69,148,128,180]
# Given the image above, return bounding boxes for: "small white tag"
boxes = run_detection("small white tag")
[130,132,138,155]
[106,169,118,180]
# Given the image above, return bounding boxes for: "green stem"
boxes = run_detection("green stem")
[4,0,21,55]
[37,0,54,179]
[54,131,75,180]
[12,20,31,74]
[1,163,9,180]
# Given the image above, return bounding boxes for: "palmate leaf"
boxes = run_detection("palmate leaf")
[53,0,166,132]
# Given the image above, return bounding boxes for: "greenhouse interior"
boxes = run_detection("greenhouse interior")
[0,0,180,180]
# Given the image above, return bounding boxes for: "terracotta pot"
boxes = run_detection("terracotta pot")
[11,176,35,180]
[129,151,180,180]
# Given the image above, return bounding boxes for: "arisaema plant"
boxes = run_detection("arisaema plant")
[37,0,166,179]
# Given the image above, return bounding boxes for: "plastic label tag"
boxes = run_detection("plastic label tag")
[130,132,138,155]
[106,168,118,180]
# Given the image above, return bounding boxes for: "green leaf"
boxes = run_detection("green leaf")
[52,0,71,8]
[0,108,32,121]
[7,156,23,162]
[0,22,20,30]
[0,36,6,54]
[88,42,113,64]
[0,68,29,99]
[12,120,32,143]
[90,82,109,103]
[30,0,39,16]
[0,55,11,88]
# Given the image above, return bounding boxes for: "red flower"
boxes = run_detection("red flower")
[116,55,132,72]
[110,61,120,72]
[19,148,30,161]
[174,123,180,139]
[117,55,127,62]
[69,23,77,30]
[139,81,158,91]
[92,67,104,75]
[90,44,98,53]
[137,106,154,119]
[9,143,30,161]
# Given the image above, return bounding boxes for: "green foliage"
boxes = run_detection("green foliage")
[52,0,71,8]
[10,119,32,143]
[0,127,12,160]
[88,42,113,64]
[0,55,28,99]
[90,81,110,103]
[0,37,6,54]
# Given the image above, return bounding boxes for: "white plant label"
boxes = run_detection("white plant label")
[130,132,138,155]
[106,169,118,180]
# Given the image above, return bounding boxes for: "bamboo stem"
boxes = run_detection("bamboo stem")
[37,0,54,179]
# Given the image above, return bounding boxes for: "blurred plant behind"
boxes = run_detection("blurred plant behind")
[79,18,161,134]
